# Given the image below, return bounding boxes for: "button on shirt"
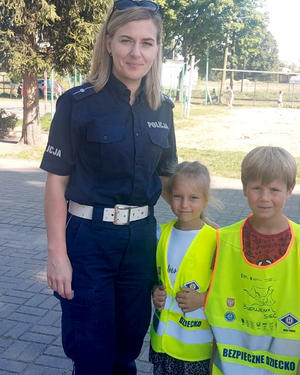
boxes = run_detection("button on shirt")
[40,75,177,207]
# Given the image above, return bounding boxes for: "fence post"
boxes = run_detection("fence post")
[186,56,195,119]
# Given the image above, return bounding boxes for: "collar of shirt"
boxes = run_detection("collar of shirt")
[107,74,146,106]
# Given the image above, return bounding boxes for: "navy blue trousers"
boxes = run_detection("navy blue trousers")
[56,209,157,375]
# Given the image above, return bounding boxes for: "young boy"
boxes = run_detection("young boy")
[204,146,300,375]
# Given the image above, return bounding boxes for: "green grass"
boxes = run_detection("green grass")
[2,106,300,184]
[0,147,45,161]
[2,145,300,184]
[40,113,52,131]
[15,112,52,131]
[177,147,300,185]
[178,148,245,179]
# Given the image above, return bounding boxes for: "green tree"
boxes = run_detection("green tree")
[160,0,269,97]
[245,30,280,80]
[160,0,225,63]
[0,0,109,145]
[159,0,229,99]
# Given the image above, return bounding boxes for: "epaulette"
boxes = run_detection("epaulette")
[68,83,95,101]
[162,93,174,108]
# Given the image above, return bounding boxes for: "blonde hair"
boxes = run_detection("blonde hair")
[87,5,163,110]
[241,146,296,190]
[168,161,214,217]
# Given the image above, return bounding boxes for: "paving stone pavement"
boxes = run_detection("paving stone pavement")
[1,158,300,374]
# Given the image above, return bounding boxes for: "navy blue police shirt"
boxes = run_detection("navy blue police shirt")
[40,74,177,207]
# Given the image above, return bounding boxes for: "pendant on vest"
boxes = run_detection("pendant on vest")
[184,280,201,291]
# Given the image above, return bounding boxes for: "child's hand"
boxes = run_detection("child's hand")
[152,285,167,311]
[176,286,207,313]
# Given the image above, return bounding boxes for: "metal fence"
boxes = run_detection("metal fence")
[0,73,12,96]
[192,79,300,108]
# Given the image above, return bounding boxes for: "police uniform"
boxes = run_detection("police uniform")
[40,74,177,375]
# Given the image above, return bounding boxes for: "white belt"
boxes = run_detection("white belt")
[68,200,149,225]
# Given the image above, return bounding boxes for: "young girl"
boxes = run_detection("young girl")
[277,90,283,108]
[149,161,218,375]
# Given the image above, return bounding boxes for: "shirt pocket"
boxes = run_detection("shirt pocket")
[146,128,171,172]
[86,122,127,173]
[147,128,171,149]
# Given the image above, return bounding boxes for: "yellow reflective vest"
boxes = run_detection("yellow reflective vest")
[204,216,300,375]
[150,220,216,361]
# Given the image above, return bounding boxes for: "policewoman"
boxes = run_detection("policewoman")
[40,1,177,374]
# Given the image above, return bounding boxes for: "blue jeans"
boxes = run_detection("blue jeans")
[56,209,156,375]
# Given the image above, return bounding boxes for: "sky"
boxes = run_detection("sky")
[265,0,300,65]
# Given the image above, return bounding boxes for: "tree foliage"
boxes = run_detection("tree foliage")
[0,0,110,144]
[245,30,280,80]
[160,0,279,85]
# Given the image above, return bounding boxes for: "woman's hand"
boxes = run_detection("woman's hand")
[44,173,72,299]
[47,250,73,300]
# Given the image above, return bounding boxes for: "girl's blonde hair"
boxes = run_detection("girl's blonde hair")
[87,6,163,110]
[241,146,296,190]
[169,161,211,200]
[168,161,219,218]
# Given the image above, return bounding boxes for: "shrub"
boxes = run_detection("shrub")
[0,109,18,139]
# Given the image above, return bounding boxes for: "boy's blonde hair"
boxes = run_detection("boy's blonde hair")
[241,146,296,190]
[87,6,163,110]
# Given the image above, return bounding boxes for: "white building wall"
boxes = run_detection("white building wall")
[161,59,198,89]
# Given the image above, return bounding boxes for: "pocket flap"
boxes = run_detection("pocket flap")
[148,130,170,148]
[87,124,125,143]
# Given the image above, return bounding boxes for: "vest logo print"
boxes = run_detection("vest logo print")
[179,316,202,328]
[243,285,277,318]
[279,313,300,328]
[222,348,296,372]
[184,280,201,291]
[227,298,235,308]
[224,311,236,322]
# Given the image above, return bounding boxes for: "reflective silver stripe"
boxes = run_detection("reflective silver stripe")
[182,307,207,320]
[214,350,278,375]
[167,320,213,344]
[164,295,172,310]
[212,325,300,357]
[155,320,167,336]
[153,312,213,345]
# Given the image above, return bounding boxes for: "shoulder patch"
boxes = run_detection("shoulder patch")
[68,83,95,101]
[162,94,174,108]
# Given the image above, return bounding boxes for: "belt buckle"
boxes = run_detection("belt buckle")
[114,204,131,225]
